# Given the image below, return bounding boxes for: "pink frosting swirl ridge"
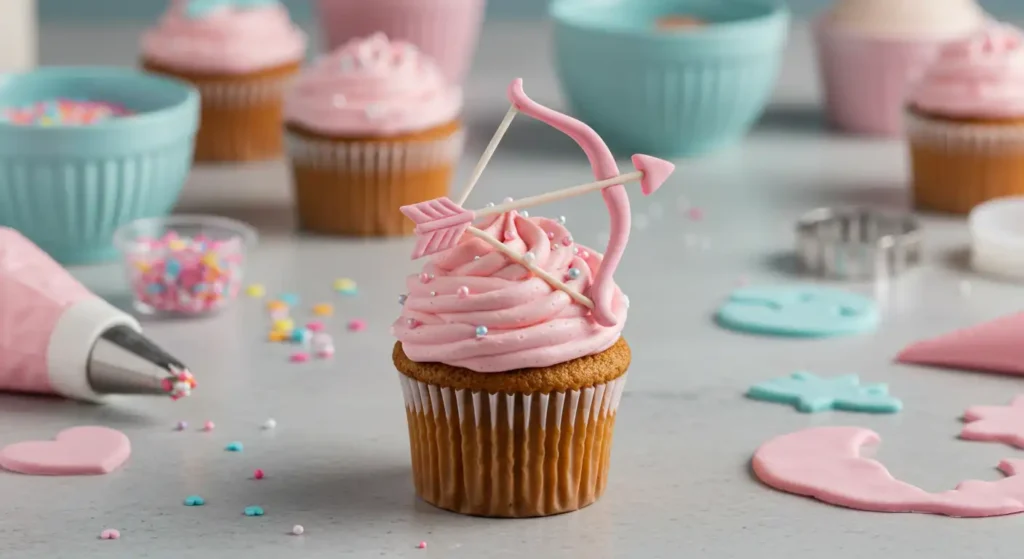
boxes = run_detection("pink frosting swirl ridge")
[393,211,627,373]
[909,23,1024,119]
[284,33,462,136]
[141,0,307,75]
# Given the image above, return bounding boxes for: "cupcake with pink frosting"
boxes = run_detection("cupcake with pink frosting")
[906,23,1024,214]
[284,33,464,237]
[141,0,307,162]
[391,208,632,517]
[815,0,986,136]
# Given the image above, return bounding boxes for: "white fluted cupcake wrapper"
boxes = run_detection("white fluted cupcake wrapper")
[285,128,465,172]
[397,373,628,517]
[905,110,1024,154]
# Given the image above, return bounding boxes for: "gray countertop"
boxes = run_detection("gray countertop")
[2,21,1024,559]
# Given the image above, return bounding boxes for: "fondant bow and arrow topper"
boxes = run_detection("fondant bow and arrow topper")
[400,78,676,327]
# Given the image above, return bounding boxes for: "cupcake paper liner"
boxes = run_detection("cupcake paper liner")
[142,60,299,162]
[397,372,628,518]
[906,110,1024,214]
[815,23,947,137]
[285,127,464,236]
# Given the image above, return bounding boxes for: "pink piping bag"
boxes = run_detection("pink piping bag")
[0,227,195,403]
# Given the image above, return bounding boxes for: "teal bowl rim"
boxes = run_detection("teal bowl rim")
[550,0,790,41]
[113,214,260,255]
[0,66,199,134]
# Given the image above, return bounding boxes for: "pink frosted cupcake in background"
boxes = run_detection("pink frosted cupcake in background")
[141,0,307,162]
[314,0,485,83]
[815,0,986,136]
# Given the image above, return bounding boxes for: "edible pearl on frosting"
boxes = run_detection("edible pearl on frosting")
[429,291,436,297]
[419,272,434,283]
[521,210,529,218]
[398,294,408,305]
[407,318,420,328]
[573,246,580,255]
[475,325,488,337]
[547,231,555,239]
[567,268,581,280]
[522,252,536,264]
[562,237,573,246]
[473,255,480,261]
[456,286,470,298]
[558,216,566,225]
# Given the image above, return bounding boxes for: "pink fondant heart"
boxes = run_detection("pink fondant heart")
[0,426,131,475]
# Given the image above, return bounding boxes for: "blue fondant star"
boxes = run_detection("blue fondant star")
[747,372,902,414]
[243,505,265,516]
[185,0,279,19]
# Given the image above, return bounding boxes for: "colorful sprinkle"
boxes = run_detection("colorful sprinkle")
[253,469,265,480]
[184,495,205,506]
[162,367,196,401]
[313,303,334,316]
[688,207,704,221]
[417,541,427,549]
[175,421,188,431]
[306,320,325,332]
[334,278,358,294]
[202,421,215,432]
[279,293,300,306]
[347,319,367,332]
[291,525,305,536]
[124,231,244,315]
[3,99,134,127]
[418,273,433,284]
[99,529,121,540]
[243,506,264,517]
[263,418,277,430]
[225,441,244,452]
[268,330,288,342]
[267,300,287,311]
[290,351,310,363]
[245,284,265,298]
[273,318,295,333]
[475,325,488,338]
[290,327,312,344]
[312,333,335,358]
[456,286,470,298]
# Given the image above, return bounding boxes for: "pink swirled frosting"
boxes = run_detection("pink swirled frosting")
[393,211,628,373]
[909,23,1024,118]
[141,0,307,75]
[284,33,462,136]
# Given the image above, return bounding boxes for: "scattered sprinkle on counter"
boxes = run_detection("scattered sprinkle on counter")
[99,529,120,540]
[262,418,277,430]
[313,303,334,316]
[254,468,265,480]
[202,421,215,432]
[184,495,205,506]
[347,319,367,332]
[290,351,310,363]
[291,525,305,535]
[225,441,244,452]
[244,506,264,517]
[245,284,266,298]
[333,278,357,295]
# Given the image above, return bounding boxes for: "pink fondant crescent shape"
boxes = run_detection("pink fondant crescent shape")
[752,426,1024,517]
[507,78,628,327]
[0,426,131,475]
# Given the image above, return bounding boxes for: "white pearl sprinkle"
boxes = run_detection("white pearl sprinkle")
[522,252,536,264]
[573,246,580,255]
[557,216,566,225]
[521,210,529,218]
[262,419,277,430]
[473,255,481,261]
[291,525,304,535]
[429,291,436,297]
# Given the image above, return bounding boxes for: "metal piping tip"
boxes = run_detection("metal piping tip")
[86,325,196,399]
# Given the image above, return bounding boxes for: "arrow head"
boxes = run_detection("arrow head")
[631,154,675,196]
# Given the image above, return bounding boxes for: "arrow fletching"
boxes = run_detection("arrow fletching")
[400,197,476,259]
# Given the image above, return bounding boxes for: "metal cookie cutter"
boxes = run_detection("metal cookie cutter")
[796,208,922,280]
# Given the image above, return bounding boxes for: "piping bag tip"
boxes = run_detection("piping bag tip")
[86,325,196,399]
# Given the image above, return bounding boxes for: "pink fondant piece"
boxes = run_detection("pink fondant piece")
[896,312,1024,376]
[753,426,1024,517]
[631,154,674,196]
[0,426,131,475]
[0,227,95,395]
[961,395,1024,448]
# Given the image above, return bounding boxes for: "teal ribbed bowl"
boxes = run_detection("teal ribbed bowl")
[0,67,199,265]
[552,0,789,157]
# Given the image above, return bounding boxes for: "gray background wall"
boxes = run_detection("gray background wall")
[37,0,1024,22]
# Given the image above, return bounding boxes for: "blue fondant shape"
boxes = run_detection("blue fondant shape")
[747,372,902,414]
[716,285,879,338]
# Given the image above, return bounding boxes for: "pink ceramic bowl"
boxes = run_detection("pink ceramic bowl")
[815,19,954,137]
[314,0,485,84]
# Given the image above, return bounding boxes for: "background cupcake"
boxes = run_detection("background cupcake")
[313,0,485,84]
[392,210,631,517]
[284,34,464,237]
[815,0,986,136]
[906,24,1024,215]
[141,0,307,162]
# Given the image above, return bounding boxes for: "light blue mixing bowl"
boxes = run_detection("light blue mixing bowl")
[0,67,199,265]
[552,0,789,157]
